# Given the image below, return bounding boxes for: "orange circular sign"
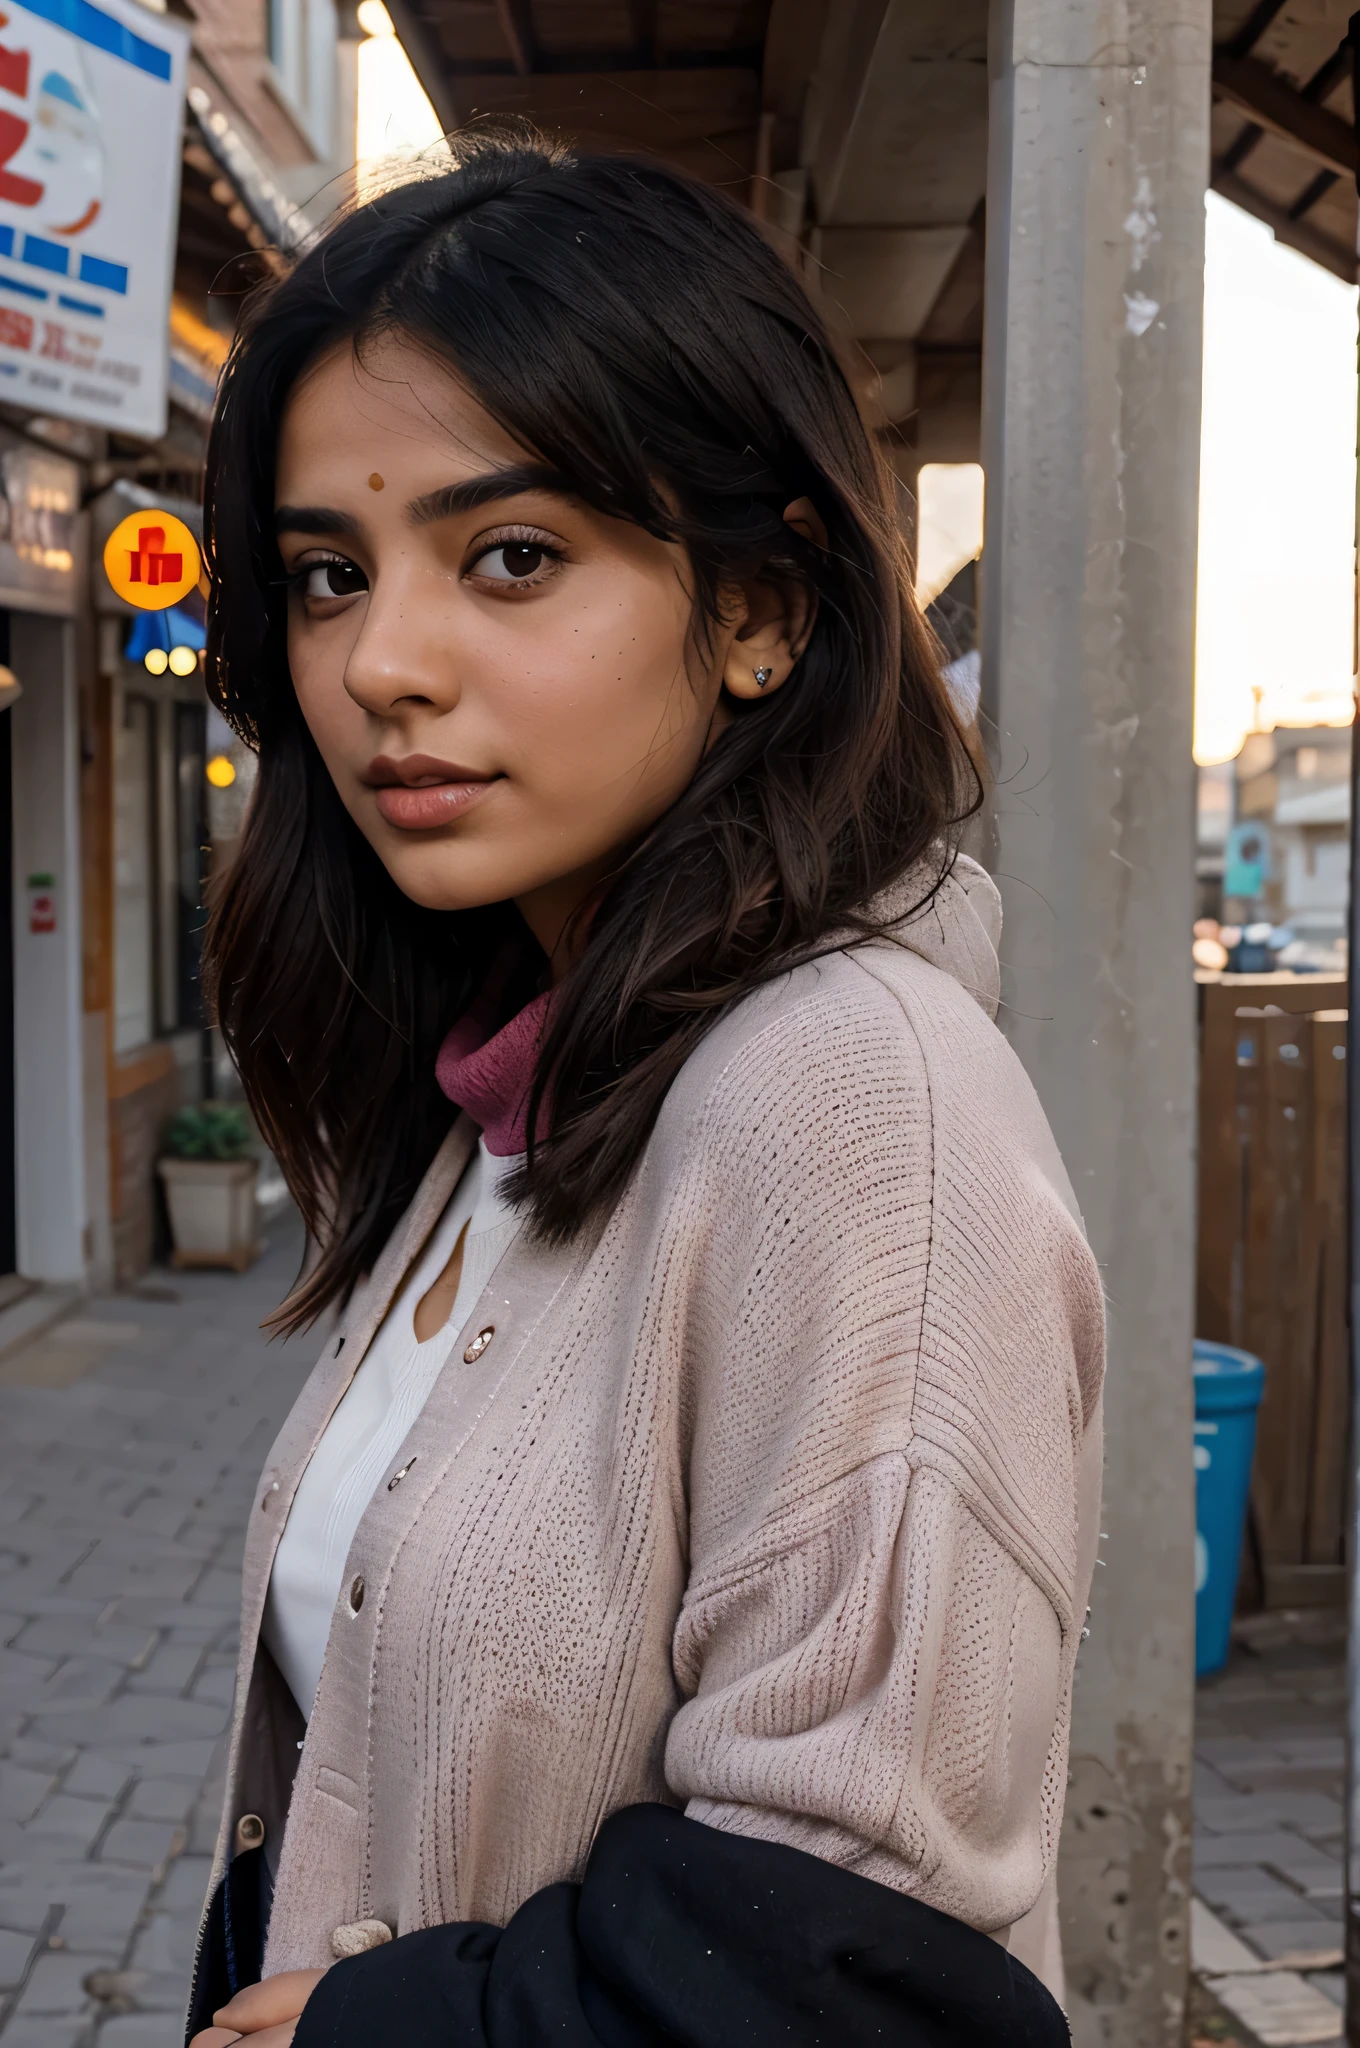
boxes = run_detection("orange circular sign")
[103,511,202,611]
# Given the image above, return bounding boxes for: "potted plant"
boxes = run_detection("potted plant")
[157,1103,259,1271]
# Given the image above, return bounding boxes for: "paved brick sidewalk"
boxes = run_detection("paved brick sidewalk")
[0,1217,311,2048]
[1193,1609,1347,2044]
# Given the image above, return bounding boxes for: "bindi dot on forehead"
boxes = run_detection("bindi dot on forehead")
[368,473,384,492]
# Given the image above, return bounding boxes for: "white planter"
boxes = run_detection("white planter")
[157,1156,259,1272]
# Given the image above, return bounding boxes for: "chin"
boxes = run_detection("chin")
[380,851,515,914]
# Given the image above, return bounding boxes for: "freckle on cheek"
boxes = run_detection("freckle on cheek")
[368,473,384,492]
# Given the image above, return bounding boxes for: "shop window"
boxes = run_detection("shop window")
[265,0,337,157]
[113,692,207,1056]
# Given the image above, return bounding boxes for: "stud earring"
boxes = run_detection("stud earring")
[754,665,773,689]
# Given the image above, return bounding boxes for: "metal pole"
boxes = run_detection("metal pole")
[1344,26,1360,2041]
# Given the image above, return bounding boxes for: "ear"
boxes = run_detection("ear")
[781,495,829,551]
[721,566,817,703]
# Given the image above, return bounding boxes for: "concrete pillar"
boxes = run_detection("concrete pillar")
[980,0,1210,2039]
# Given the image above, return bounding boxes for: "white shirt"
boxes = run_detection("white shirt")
[262,1139,523,1717]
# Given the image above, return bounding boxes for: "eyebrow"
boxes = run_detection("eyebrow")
[407,464,578,525]
[274,465,577,541]
[274,505,362,538]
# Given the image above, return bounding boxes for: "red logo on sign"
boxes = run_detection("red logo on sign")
[0,44,31,98]
[29,889,54,934]
[0,304,33,351]
[128,527,183,588]
[40,321,93,368]
[0,39,42,208]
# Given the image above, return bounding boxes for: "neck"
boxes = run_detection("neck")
[514,856,614,982]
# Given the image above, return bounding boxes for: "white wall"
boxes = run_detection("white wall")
[11,611,87,1283]
[1281,830,1348,932]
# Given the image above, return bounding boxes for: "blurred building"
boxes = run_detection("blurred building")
[1202,725,1351,957]
[0,0,357,1315]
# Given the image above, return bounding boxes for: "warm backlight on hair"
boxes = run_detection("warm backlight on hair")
[206,754,237,788]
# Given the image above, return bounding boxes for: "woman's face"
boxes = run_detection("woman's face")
[275,338,801,962]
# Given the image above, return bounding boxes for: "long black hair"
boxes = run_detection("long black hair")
[203,122,979,1331]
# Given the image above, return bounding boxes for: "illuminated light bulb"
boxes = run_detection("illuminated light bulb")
[143,647,169,675]
[206,754,236,789]
[168,645,199,677]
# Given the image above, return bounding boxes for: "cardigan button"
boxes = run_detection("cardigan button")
[235,1813,265,1852]
[348,1575,365,1613]
[463,1325,495,1363]
[330,1919,393,1960]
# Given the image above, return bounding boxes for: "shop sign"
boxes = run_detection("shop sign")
[1224,821,1270,902]
[102,506,199,608]
[0,0,189,435]
[27,870,55,933]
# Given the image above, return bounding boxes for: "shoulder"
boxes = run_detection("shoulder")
[657,926,1070,1240]
[673,943,941,1157]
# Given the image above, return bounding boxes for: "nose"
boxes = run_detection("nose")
[341,564,458,721]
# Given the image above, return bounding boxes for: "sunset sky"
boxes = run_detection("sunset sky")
[1194,192,1356,763]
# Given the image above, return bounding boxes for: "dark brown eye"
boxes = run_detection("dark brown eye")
[477,543,546,582]
[301,558,367,600]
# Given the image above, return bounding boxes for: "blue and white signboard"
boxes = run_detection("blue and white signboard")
[0,0,188,436]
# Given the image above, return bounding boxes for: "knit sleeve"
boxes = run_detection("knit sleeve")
[664,1456,1067,1932]
[660,954,1105,1934]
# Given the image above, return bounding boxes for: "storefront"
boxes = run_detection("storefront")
[0,0,347,1299]
[0,431,91,1290]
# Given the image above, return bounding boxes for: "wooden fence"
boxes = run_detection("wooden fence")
[1196,974,1347,1609]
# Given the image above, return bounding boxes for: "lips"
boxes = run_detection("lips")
[366,754,500,832]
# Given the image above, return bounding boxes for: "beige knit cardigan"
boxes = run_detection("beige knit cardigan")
[209,857,1105,2003]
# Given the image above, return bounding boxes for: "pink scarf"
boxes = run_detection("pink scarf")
[435,976,552,1158]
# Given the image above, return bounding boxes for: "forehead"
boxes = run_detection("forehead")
[276,336,530,497]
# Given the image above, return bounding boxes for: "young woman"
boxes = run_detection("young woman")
[188,124,1104,2048]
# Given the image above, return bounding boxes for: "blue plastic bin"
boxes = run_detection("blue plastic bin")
[1193,1340,1266,1677]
